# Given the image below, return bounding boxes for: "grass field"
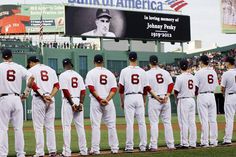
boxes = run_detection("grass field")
[7,115,236,156]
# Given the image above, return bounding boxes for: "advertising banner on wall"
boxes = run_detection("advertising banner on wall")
[221,0,236,34]
[65,6,190,42]
[0,4,64,34]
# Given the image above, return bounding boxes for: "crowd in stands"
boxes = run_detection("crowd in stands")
[141,48,236,81]
[38,41,98,50]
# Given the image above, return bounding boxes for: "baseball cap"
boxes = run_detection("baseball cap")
[179,59,189,71]
[96,9,111,19]
[62,58,74,67]
[199,55,209,65]
[149,55,158,65]
[2,49,12,59]
[224,56,235,65]
[26,56,40,69]
[94,54,103,63]
[129,51,137,61]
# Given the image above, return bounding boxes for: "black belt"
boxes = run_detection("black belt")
[199,91,214,94]
[63,97,80,99]
[0,93,20,97]
[125,92,143,95]
[34,92,50,97]
[228,93,236,95]
[178,97,191,99]
[151,94,167,98]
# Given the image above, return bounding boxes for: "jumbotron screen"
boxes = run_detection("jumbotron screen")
[65,6,191,42]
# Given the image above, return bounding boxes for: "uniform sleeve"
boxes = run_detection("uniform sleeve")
[118,69,125,86]
[142,71,149,87]
[52,70,59,84]
[78,76,86,91]
[220,72,226,87]
[20,65,33,81]
[174,76,181,92]
[194,72,200,87]
[214,71,219,87]
[59,74,67,90]
[85,71,93,87]
[109,72,117,88]
[166,71,174,84]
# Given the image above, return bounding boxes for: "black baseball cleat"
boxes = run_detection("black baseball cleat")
[175,145,189,149]
[49,152,57,157]
[124,148,134,153]
[221,142,232,146]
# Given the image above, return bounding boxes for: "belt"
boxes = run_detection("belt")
[34,92,50,97]
[199,91,214,94]
[151,94,167,98]
[228,93,236,95]
[178,97,191,99]
[125,92,143,95]
[63,97,80,99]
[0,93,20,97]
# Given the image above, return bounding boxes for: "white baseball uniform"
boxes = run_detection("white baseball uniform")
[59,70,88,156]
[0,61,32,157]
[28,64,59,156]
[174,72,197,147]
[146,67,175,149]
[119,66,148,151]
[195,67,218,146]
[85,67,119,154]
[221,68,236,143]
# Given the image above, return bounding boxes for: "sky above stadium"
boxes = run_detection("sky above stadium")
[1,0,236,51]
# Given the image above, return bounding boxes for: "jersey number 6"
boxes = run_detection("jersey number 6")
[100,74,108,85]
[7,70,16,81]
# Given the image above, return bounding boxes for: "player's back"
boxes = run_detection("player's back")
[0,62,28,94]
[195,67,218,92]
[146,67,172,95]
[221,69,236,94]
[119,66,147,94]
[175,72,195,98]
[86,67,116,98]
[29,64,58,94]
[59,70,85,98]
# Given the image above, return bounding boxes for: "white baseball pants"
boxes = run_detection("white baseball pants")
[61,98,88,156]
[32,96,56,156]
[0,95,25,157]
[124,94,147,150]
[177,98,197,147]
[148,97,175,149]
[197,93,218,146]
[90,98,119,153]
[223,94,236,143]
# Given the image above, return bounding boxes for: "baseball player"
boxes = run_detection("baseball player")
[85,54,119,155]
[119,51,149,152]
[174,59,197,149]
[221,57,236,145]
[0,49,34,157]
[195,55,219,147]
[59,58,88,156]
[147,55,175,151]
[27,56,60,157]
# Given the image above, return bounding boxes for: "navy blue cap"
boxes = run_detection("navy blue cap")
[149,55,158,64]
[27,56,40,69]
[94,54,103,63]
[180,59,189,70]
[129,51,137,61]
[62,58,74,67]
[2,49,12,59]
[96,9,111,19]
[199,55,209,65]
